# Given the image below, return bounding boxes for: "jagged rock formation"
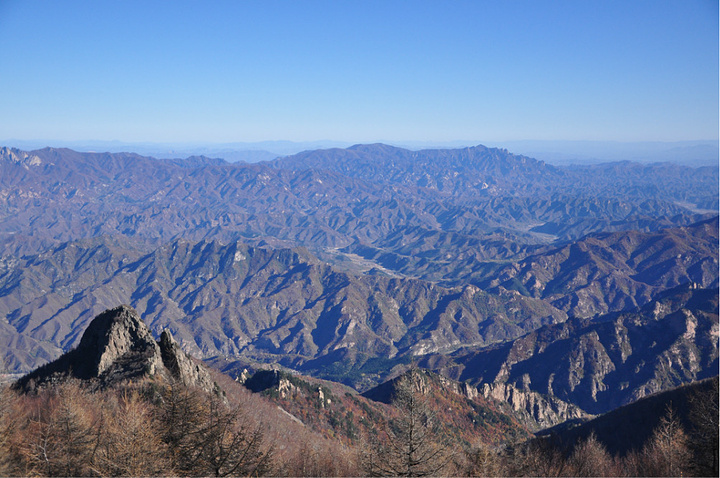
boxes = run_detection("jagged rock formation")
[425,285,719,415]
[14,305,217,393]
[480,382,589,430]
[360,368,532,443]
[242,366,532,446]
[159,329,217,392]
[0,146,43,168]
[76,305,165,380]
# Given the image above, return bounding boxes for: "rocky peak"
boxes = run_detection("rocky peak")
[76,305,163,379]
[159,329,217,392]
[15,305,217,394]
[0,147,42,167]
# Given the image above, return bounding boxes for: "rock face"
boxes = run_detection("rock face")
[480,382,589,430]
[427,285,719,415]
[244,369,301,399]
[75,305,164,380]
[0,146,42,167]
[15,305,216,393]
[159,329,217,392]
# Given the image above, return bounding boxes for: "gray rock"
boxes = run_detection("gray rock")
[481,382,589,430]
[159,329,217,393]
[15,305,218,395]
[76,305,164,379]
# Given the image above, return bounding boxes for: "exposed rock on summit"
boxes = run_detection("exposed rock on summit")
[160,329,217,392]
[15,305,216,393]
[76,305,164,380]
[0,146,42,167]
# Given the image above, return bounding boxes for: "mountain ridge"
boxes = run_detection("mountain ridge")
[1,219,715,399]
[421,284,718,415]
[1,144,714,260]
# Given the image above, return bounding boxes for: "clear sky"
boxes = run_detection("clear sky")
[0,0,717,144]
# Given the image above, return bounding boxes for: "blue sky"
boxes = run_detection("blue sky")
[0,0,717,144]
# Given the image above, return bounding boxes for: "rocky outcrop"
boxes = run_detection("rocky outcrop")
[15,305,217,394]
[430,285,719,415]
[159,329,217,392]
[481,382,589,430]
[244,369,301,399]
[75,305,164,380]
[0,146,42,168]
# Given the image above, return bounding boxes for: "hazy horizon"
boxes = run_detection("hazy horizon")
[3,137,718,167]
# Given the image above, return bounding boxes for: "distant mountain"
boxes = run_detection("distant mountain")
[1,220,716,394]
[492,139,720,166]
[474,217,719,318]
[423,285,718,415]
[1,145,714,262]
[0,139,352,162]
[343,217,719,299]
[271,143,718,208]
[270,143,566,197]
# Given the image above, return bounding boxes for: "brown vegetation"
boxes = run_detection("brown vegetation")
[361,370,456,476]
[460,392,719,477]
[0,378,360,477]
[0,371,716,477]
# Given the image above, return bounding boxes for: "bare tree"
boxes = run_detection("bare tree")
[566,432,617,477]
[687,379,719,477]
[0,386,22,475]
[96,390,171,476]
[502,436,567,477]
[159,383,273,476]
[196,396,273,477]
[22,381,103,477]
[362,370,454,477]
[463,443,506,477]
[638,404,691,477]
[159,384,210,474]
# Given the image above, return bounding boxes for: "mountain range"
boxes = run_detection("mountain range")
[1,144,715,258]
[0,143,717,425]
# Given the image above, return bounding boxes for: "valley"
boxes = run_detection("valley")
[0,143,718,475]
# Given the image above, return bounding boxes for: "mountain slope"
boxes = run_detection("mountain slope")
[270,144,567,197]
[423,285,719,414]
[1,217,716,391]
[0,238,567,385]
[537,376,719,458]
[271,144,718,210]
[343,216,718,296]
[476,217,719,318]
